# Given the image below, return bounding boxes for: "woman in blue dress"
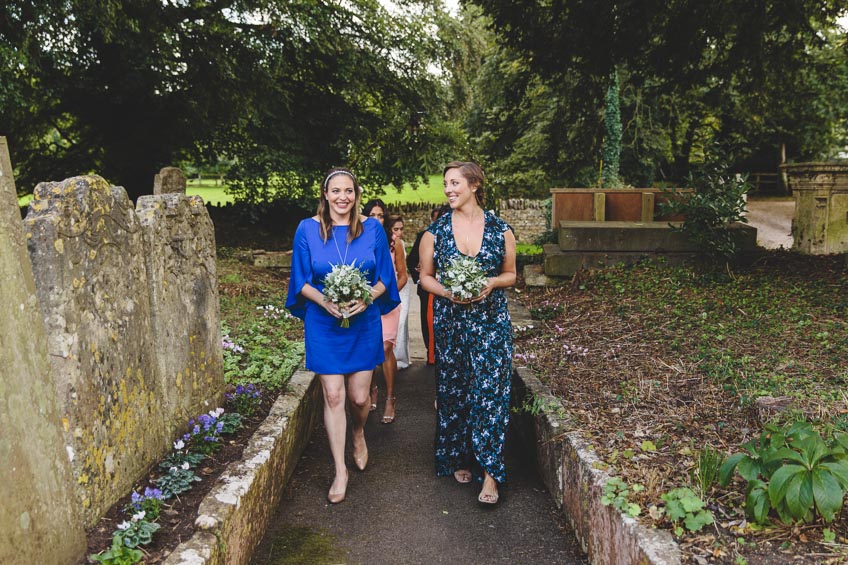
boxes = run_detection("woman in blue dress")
[286,167,400,504]
[417,161,516,505]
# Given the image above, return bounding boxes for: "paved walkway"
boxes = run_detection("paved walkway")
[746,196,794,250]
[251,286,587,564]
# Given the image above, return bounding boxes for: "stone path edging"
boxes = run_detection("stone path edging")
[509,298,681,565]
[163,368,321,565]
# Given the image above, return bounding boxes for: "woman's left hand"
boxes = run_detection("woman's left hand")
[344,298,369,317]
[470,278,496,303]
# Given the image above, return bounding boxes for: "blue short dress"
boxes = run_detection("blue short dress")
[428,210,514,483]
[286,217,400,375]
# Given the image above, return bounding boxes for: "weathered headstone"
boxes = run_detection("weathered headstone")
[0,138,86,562]
[136,192,224,427]
[25,174,169,526]
[153,166,187,195]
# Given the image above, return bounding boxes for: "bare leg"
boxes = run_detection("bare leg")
[347,370,372,470]
[319,374,348,502]
[369,372,378,412]
[381,341,397,423]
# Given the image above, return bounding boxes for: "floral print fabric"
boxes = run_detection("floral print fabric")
[427,210,513,483]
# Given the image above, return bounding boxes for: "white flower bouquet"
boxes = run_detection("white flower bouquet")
[323,262,373,327]
[440,255,488,301]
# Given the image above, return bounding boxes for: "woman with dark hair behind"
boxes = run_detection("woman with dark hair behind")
[363,199,406,423]
[407,204,450,365]
[417,161,516,505]
[286,169,400,503]
[386,214,411,370]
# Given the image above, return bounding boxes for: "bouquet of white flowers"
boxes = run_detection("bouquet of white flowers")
[323,262,373,327]
[440,255,488,301]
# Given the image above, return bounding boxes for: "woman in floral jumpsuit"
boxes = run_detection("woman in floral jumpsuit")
[418,161,516,505]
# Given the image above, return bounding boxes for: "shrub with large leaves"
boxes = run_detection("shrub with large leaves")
[719,421,848,524]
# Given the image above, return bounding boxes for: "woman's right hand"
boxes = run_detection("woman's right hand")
[322,299,343,319]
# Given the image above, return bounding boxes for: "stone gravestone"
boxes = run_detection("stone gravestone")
[153,166,188,195]
[25,175,169,526]
[136,189,224,429]
[0,138,86,562]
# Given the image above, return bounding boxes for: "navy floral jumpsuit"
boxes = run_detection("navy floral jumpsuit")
[428,210,513,483]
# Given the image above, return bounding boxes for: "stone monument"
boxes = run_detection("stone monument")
[0,137,86,561]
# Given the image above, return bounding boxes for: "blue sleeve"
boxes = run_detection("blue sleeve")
[372,221,401,315]
[285,220,312,320]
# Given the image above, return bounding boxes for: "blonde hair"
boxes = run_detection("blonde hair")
[316,167,363,242]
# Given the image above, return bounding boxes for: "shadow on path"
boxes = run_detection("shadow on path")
[250,362,587,565]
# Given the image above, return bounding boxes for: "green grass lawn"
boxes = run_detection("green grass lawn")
[187,175,447,207]
[370,174,446,205]
[16,180,232,207]
[191,174,447,206]
[186,181,231,206]
[17,174,448,208]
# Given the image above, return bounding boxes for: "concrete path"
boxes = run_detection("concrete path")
[746,197,794,250]
[250,285,587,564]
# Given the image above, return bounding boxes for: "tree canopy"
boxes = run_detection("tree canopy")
[3,1,848,201]
[0,0,461,199]
[466,0,848,195]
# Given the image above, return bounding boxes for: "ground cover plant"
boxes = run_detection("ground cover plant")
[85,249,303,563]
[516,251,848,564]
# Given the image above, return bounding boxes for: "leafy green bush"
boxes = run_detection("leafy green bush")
[533,198,558,245]
[659,166,750,266]
[719,421,848,524]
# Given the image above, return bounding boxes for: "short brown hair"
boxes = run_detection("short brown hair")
[443,161,486,206]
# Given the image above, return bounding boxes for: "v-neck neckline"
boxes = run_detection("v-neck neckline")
[450,210,485,258]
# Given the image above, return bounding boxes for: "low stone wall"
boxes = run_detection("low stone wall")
[509,298,681,565]
[497,198,548,244]
[163,369,322,565]
[389,199,547,244]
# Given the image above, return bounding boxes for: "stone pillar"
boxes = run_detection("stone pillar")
[25,175,168,526]
[0,138,86,562]
[781,163,848,254]
[136,192,224,430]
